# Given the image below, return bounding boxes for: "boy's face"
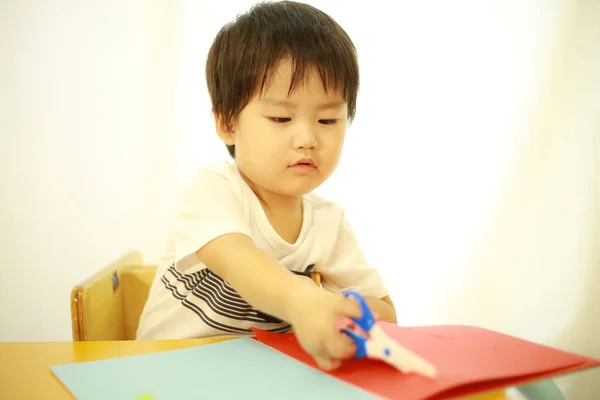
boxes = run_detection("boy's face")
[218,58,348,199]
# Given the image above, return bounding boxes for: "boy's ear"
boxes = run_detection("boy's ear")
[213,112,235,145]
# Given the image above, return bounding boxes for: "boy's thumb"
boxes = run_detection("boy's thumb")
[337,297,362,319]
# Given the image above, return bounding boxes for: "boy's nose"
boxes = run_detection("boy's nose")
[293,127,317,150]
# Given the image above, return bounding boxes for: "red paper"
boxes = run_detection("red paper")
[251,322,600,400]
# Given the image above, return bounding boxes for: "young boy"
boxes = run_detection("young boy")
[136,0,396,370]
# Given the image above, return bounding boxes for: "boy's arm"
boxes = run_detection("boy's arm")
[197,232,321,323]
[365,295,397,323]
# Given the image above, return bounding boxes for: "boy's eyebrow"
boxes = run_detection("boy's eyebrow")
[258,98,346,110]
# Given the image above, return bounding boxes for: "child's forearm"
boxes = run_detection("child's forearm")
[196,233,317,323]
[365,296,397,323]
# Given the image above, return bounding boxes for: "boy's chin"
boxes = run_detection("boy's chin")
[276,188,314,198]
[275,181,323,198]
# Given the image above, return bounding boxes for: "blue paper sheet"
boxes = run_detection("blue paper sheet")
[51,338,374,399]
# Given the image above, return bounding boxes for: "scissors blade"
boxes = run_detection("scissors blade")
[384,341,437,378]
[367,325,437,378]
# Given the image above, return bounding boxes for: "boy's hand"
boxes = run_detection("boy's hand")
[287,288,362,370]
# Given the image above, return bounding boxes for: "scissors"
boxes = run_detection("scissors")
[339,290,437,378]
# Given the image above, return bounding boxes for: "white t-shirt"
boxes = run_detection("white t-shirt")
[136,161,388,340]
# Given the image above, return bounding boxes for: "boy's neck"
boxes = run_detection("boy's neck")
[253,184,303,217]
[262,194,302,219]
[238,167,305,244]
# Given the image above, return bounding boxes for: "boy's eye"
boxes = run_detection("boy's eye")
[269,117,291,123]
[319,119,337,125]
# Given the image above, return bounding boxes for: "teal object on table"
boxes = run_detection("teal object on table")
[50,338,374,400]
[516,379,566,400]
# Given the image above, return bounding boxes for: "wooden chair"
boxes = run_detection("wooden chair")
[70,251,157,341]
[70,251,324,341]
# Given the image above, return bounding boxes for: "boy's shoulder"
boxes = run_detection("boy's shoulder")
[175,161,243,203]
[189,160,238,180]
[183,161,242,190]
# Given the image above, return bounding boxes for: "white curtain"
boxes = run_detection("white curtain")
[432,1,600,398]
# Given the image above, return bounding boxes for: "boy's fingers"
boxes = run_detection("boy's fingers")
[314,355,341,371]
[326,297,363,360]
[331,332,357,359]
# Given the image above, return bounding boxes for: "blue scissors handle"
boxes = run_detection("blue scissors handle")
[341,325,368,358]
[344,290,376,332]
[341,290,377,359]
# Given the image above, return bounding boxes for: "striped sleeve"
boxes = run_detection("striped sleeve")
[160,264,292,335]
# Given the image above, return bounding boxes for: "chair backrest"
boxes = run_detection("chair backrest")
[70,251,156,341]
[120,265,157,339]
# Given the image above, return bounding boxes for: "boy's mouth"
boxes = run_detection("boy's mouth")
[291,158,316,168]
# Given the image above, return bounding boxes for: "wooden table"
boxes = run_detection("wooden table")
[0,339,507,399]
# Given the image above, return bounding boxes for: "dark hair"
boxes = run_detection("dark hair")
[205,1,360,158]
